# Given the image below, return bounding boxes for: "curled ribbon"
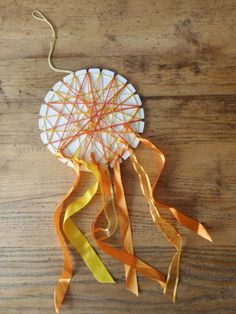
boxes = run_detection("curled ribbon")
[54,139,212,313]
[92,162,166,287]
[129,145,182,300]
[54,154,114,314]
[130,135,212,299]
[113,159,138,296]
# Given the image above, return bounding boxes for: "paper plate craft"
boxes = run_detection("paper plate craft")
[33,11,212,314]
[39,68,144,167]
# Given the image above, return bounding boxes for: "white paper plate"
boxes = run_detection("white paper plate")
[39,68,144,167]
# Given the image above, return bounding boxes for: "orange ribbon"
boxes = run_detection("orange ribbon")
[130,136,212,299]
[114,159,138,296]
[53,168,79,313]
[54,138,212,312]
[138,136,212,243]
[91,135,212,302]
[53,157,114,314]
[92,162,166,289]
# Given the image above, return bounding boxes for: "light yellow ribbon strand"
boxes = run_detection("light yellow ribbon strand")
[130,150,182,302]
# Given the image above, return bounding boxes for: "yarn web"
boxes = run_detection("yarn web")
[39,69,145,166]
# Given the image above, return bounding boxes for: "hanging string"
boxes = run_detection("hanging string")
[32,10,74,75]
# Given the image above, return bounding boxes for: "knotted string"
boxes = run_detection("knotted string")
[32,10,74,74]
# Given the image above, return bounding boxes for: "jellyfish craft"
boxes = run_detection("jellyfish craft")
[34,11,212,314]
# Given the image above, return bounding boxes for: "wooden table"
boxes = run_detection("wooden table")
[0,1,236,313]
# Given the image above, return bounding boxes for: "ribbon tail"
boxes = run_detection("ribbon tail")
[53,171,80,314]
[130,150,182,302]
[113,159,138,296]
[137,136,212,243]
[92,163,166,289]
[156,201,212,242]
[96,163,119,240]
[154,216,182,302]
[63,161,114,284]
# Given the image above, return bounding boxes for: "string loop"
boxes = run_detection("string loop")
[32,10,74,75]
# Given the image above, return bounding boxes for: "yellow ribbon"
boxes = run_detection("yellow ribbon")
[53,173,78,314]
[54,157,114,314]
[63,160,114,283]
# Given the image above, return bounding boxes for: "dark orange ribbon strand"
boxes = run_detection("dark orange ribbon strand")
[91,163,166,289]
[113,159,139,296]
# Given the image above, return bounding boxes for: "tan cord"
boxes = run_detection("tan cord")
[32,10,74,75]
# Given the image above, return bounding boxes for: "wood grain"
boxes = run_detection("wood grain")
[0,0,236,313]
